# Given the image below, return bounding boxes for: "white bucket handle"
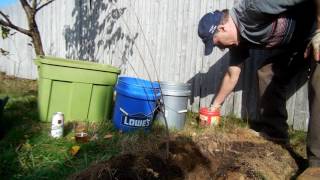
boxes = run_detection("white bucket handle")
[119,108,129,116]
[178,109,188,114]
[119,107,158,117]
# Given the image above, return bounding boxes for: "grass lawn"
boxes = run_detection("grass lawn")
[0,73,125,179]
[0,73,307,179]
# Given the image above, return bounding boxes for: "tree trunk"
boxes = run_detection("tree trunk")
[0,0,50,56]
[28,14,44,56]
[30,24,44,56]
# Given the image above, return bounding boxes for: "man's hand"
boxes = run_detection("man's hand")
[304,29,320,61]
[210,104,221,112]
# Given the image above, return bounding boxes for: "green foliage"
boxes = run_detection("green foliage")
[1,25,10,40]
[0,25,10,56]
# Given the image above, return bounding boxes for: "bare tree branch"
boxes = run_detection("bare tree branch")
[19,0,31,9]
[32,0,37,9]
[0,11,30,36]
[36,0,42,8]
[0,11,10,23]
[20,0,33,17]
[1,0,46,55]
[0,19,31,36]
[36,0,55,12]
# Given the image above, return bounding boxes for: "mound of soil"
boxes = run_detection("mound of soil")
[70,153,182,180]
[71,129,299,180]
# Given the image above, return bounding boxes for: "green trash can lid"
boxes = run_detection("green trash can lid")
[35,56,120,74]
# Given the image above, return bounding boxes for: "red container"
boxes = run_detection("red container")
[199,107,220,126]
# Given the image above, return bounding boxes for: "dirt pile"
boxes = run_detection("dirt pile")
[71,128,299,180]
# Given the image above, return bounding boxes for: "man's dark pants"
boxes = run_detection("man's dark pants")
[254,49,320,167]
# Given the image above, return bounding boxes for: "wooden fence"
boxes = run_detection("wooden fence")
[0,0,309,130]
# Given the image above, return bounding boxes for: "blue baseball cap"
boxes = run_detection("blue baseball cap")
[198,10,224,55]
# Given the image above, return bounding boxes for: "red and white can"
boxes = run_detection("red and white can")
[199,107,220,127]
[51,112,64,138]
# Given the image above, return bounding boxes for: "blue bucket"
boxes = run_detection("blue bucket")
[112,76,160,132]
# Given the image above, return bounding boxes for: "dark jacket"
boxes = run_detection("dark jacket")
[229,0,316,65]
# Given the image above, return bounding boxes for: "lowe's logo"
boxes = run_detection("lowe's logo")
[122,113,151,127]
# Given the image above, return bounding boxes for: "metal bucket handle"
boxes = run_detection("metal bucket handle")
[119,107,158,117]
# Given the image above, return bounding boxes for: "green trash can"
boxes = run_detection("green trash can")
[35,56,120,122]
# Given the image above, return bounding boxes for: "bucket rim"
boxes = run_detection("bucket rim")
[118,76,160,89]
[199,107,220,115]
[159,81,191,87]
[161,89,191,96]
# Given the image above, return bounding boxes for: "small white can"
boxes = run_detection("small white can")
[51,112,64,138]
